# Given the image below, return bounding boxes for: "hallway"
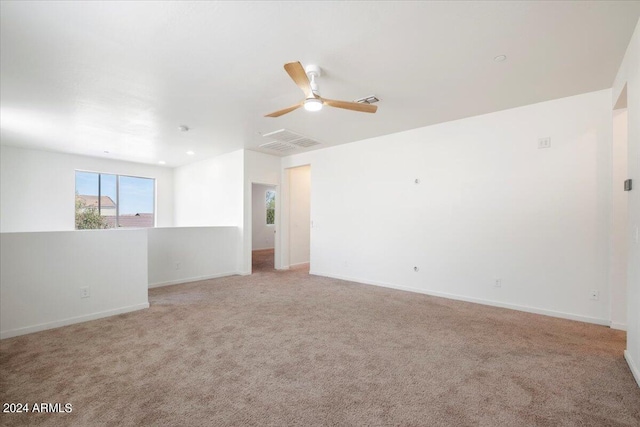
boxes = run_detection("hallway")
[252,248,274,272]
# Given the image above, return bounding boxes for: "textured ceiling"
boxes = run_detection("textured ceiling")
[1,1,639,167]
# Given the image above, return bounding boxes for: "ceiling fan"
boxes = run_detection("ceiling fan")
[265,62,378,118]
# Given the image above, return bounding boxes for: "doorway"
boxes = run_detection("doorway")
[611,86,628,330]
[251,183,276,272]
[287,165,311,270]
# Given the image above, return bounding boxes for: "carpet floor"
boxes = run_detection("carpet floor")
[1,249,639,426]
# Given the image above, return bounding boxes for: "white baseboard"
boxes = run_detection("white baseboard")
[271,261,306,271]
[624,350,640,388]
[310,270,609,327]
[252,247,275,251]
[289,261,310,268]
[0,303,149,340]
[148,272,239,288]
[610,321,627,331]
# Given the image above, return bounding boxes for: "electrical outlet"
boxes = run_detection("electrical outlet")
[590,290,599,300]
[80,287,90,299]
[494,278,502,288]
[538,137,551,149]
[175,262,181,270]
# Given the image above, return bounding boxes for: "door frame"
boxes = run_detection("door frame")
[247,181,279,274]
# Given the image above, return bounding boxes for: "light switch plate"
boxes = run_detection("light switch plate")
[538,137,551,149]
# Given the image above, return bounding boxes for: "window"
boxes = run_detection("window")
[266,190,275,225]
[75,171,155,229]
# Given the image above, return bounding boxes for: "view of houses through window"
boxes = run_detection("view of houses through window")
[266,190,275,225]
[75,171,155,229]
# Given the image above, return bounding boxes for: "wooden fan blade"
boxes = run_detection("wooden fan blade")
[284,62,313,98]
[265,102,303,118]
[321,98,378,113]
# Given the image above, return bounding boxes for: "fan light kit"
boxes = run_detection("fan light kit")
[265,61,378,117]
[304,98,323,112]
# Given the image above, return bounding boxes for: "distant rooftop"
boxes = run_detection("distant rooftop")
[104,213,154,228]
[77,195,116,208]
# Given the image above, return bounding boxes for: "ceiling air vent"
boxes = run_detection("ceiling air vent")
[262,129,322,149]
[259,140,297,152]
[355,95,380,104]
[290,137,320,148]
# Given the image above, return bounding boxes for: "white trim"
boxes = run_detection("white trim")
[624,350,640,388]
[289,261,310,268]
[0,303,149,339]
[610,321,627,331]
[148,272,239,288]
[310,270,610,326]
[252,246,275,251]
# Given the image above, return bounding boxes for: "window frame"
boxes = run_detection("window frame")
[265,189,275,226]
[75,169,157,229]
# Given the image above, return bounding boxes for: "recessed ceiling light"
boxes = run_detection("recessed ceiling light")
[178,125,190,132]
[158,160,166,165]
[186,151,195,155]
[494,55,507,62]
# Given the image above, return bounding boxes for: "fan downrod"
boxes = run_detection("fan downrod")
[305,64,321,95]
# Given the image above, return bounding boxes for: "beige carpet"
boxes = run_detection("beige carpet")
[1,249,639,426]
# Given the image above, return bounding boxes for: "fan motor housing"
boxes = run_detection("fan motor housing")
[305,64,322,78]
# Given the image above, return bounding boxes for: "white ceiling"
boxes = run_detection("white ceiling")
[1,1,639,167]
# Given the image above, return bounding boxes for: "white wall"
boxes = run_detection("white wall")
[148,227,239,287]
[288,165,311,266]
[613,18,640,387]
[252,184,276,250]
[0,145,175,232]
[174,149,280,275]
[0,229,149,339]
[282,89,613,326]
[243,150,280,273]
[611,109,628,330]
[173,149,244,227]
